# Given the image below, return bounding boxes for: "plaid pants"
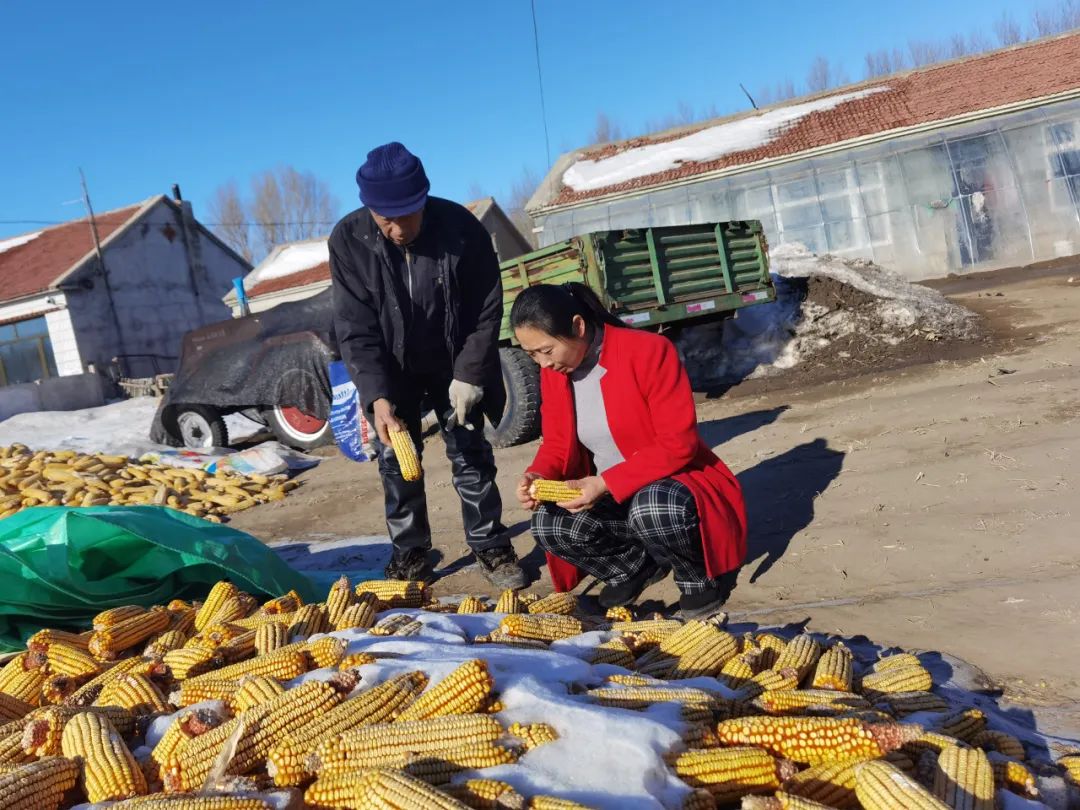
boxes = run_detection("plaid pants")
[531,478,711,594]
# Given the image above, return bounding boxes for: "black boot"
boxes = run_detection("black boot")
[678,569,738,620]
[384,547,433,582]
[597,562,671,609]
[475,545,526,590]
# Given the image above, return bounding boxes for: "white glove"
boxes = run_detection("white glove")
[447,379,484,430]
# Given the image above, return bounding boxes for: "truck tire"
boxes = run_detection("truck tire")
[486,347,541,448]
[175,405,229,449]
[263,404,333,451]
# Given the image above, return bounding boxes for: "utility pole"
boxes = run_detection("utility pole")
[80,169,126,371]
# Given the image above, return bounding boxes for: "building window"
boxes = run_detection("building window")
[0,316,58,387]
[1047,121,1080,213]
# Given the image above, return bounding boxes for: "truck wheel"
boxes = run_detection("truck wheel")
[486,347,541,448]
[175,405,229,449]
[263,404,333,451]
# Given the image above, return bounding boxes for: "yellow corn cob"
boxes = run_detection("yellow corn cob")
[202,595,249,628]
[452,596,485,614]
[38,642,101,678]
[333,602,377,634]
[110,798,274,810]
[64,657,159,707]
[149,708,224,772]
[96,674,171,714]
[163,647,221,681]
[605,674,660,686]
[855,759,950,809]
[873,653,922,672]
[667,746,795,803]
[738,668,801,699]
[611,618,683,639]
[860,666,933,697]
[528,799,594,810]
[680,789,716,810]
[180,647,307,690]
[60,710,147,801]
[670,631,741,679]
[297,635,348,668]
[605,605,634,623]
[230,674,286,712]
[812,644,854,691]
[1,668,45,706]
[756,633,788,668]
[339,652,377,670]
[903,730,963,759]
[716,716,924,766]
[473,632,550,650]
[287,603,330,641]
[312,713,503,772]
[590,638,636,669]
[0,728,34,767]
[936,709,987,744]
[266,670,427,786]
[442,779,525,809]
[26,628,92,651]
[371,614,423,636]
[500,614,582,642]
[931,744,994,810]
[398,743,521,784]
[771,635,821,682]
[720,653,760,690]
[0,654,32,691]
[260,589,303,615]
[755,689,870,716]
[193,581,239,631]
[186,622,249,651]
[510,721,559,749]
[253,622,289,656]
[0,692,33,723]
[166,607,197,637]
[21,704,135,756]
[89,608,171,660]
[389,429,423,481]
[356,578,429,608]
[0,757,80,810]
[970,729,1025,760]
[324,575,356,627]
[587,686,724,711]
[782,760,859,808]
[306,768,468,809]
[175,677,238,707]
[528,479,582,502]
[397,659,493,721]
[873,691,949,718]
[493,589,524,615]
[742,793,842,810]
[164,679,343,792]
[989,754,1038,798]
[528,592,578,616]
[93,605,147,630]
[144,630,189,657]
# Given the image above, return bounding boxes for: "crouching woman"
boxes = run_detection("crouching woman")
[513,283,747,618]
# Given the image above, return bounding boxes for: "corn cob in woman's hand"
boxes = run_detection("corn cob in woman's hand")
[529,479,583,503]
[388,428,422,481]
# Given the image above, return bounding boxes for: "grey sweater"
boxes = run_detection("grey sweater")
[571,329,625,474]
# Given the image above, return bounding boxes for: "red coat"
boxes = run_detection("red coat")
[526,326,748,591]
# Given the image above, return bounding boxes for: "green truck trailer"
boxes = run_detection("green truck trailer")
[486,220,775,447]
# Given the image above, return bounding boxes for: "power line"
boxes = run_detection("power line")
[0,219,339,227]
[530,0,552,168]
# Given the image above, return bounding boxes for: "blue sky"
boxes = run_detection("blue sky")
[0,0,1046,242]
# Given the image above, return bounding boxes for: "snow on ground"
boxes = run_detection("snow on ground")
[0,396,266,455]
[676,242,978,383]
[0,229,42,254]
[245,239,329,286]
[563,87,888,192]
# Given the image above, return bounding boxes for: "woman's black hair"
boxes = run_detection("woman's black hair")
[509,282,625,338]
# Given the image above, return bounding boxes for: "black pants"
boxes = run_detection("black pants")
[530,479,711,594]
[373,371,507,557]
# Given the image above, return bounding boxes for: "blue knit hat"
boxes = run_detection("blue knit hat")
[356,142,430,217]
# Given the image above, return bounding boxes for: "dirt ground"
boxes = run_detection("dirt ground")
[231,260,1080,730]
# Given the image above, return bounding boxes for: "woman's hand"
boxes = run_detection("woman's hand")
[558,475,609,513]
[516,471,542,511]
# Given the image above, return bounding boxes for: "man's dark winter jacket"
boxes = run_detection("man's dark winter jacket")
[328,197,506,423]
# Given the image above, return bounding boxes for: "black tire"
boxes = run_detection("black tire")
[485,346,541,448]
[262,403,333,451]
[174,404,229,449]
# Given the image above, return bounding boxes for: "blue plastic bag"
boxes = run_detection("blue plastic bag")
[328,361,374,462]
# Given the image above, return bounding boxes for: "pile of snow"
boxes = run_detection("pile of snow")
[563,87,888,192]
[677,243,978,383]
[0,230,42,254]
[0,397,265,456]
[245,239,329,287]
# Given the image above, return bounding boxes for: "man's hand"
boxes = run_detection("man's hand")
[558,475,609,513]
[516,471,542,511]
[372,398,402,446]
[447,379,484,430]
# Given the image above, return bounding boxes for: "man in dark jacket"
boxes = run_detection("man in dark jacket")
[329,142,525,588]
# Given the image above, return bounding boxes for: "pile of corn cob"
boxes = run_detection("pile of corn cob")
[0,576,1074,809]
[0,444,301,522]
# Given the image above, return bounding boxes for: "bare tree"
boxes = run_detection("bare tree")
[1031,0,1080,35]
[675,100,697,125]
[756,79,798,106]
[908,39,947,66]
[863,48,907,78]
[590,112,623,145]
[805,56,832,92]
[502,167,541,249]
[994,12,1023,45]
[207,181,252,262]
[235,167,339,260]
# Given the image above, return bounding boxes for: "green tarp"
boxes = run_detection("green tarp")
[0,506,320,653]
